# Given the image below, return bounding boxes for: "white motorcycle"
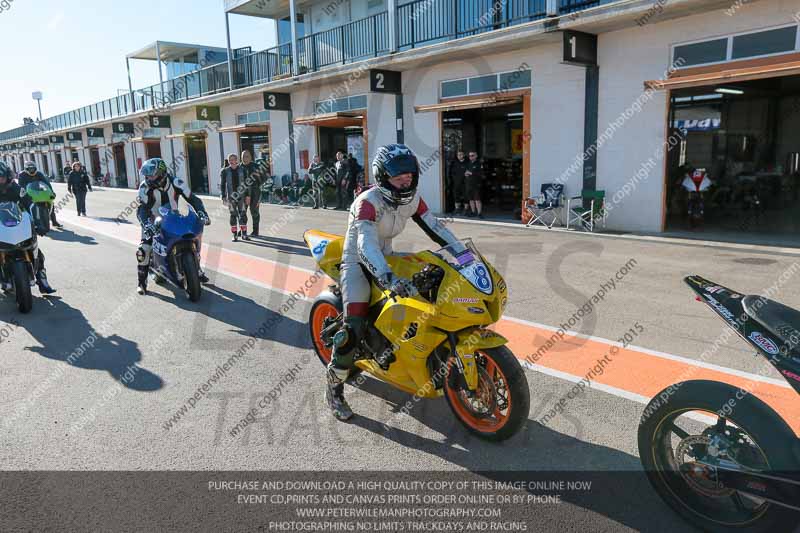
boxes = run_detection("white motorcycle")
[0,202,38,313]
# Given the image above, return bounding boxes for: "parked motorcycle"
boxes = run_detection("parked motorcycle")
[0,202,37,313]
[639,275,800,532]
[25,179,56,236]
[682,169,713,229]
[145,205,205,302]
[305,231,529,441]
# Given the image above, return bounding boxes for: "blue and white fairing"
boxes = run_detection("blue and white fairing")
[0,202,34,248]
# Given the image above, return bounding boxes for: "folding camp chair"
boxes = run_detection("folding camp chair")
[526,183,565,228]
[567,190,607,232]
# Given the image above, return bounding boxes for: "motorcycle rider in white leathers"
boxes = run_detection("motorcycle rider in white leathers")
[326,144,464,421]
[135,158,211,295]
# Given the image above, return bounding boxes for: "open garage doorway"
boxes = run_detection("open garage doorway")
[417,92,530,220]
[294,111,368,186]
[664,75,800,240]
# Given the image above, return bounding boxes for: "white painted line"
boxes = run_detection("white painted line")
[506,315,792,389]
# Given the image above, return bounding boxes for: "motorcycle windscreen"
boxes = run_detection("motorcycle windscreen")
[0,202,33,245]
[0,202,22,227]
[25,181,55,201]
[431,239,494,295]
[160,209,203,239]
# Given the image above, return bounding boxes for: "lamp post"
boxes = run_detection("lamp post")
[32,91,43,121]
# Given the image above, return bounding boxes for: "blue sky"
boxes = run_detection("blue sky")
[0,0,276,131]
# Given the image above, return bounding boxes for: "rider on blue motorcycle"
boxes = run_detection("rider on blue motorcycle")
[0,161,56,294]
[135,158,211,295]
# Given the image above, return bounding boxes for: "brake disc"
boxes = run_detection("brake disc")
[675,435,734,498]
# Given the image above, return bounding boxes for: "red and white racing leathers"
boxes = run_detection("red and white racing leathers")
[341,186,462,317]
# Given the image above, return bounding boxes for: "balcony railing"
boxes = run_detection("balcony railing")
[0,0,618,143]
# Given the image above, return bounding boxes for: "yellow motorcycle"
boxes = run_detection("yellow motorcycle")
[304,230,529,441]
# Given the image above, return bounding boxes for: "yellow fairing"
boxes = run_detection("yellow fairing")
[304,229,509,397]
[303,230,344,280]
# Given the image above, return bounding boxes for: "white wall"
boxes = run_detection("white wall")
[367,92,398,175]
[596,0,800,232]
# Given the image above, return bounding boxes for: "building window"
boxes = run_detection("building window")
[314,94,368,115]
[673,24,800,67]
[442,79,468,98]
[732,26,798,60]
[236,110,270,125]
[469,75,499,95]
[440,69,532,98]
[673,39,728,67]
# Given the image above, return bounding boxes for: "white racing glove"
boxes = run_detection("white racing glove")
[143,223,157,240]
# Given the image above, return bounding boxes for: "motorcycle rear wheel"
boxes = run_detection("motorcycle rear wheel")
[12,261,32,314]
[444,346,529,442]
[180,253,201,302]
[638,380,800,532]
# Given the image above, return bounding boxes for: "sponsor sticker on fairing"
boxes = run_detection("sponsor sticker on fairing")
[782,369,800,383]
[748,331,779,355]
[452,297,479,304]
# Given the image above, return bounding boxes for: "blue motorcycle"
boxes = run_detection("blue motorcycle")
[149,206,205,302]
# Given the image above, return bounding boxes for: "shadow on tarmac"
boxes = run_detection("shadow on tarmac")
[240,235,312,257]
[14,296,163,391]
[44,227,98,246]
[148,280,310,351]
[340,376,692,533]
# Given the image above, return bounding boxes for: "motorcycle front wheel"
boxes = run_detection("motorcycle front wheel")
[12,261,32,313]
[638,380,800,532]
[180,252,201,302]
[444,346,529,442]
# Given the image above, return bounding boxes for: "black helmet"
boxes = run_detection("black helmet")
[372,144,419,206]
[140,158,169,188]
[24,161,37,174]
[0,161,12,192]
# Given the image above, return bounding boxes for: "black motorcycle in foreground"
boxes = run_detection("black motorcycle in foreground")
[639,276,800,532]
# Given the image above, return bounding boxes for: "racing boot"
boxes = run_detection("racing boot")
[325,364,353,421]
[240,226,250,241]
[137,266,148,295]
[35,269,56,295]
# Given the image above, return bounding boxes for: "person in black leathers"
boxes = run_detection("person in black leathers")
[220,153,249,242]
[0,161,56,294]
[135,158,211,295]
[67,161,92,216]
[241,150,265,237]
[334,151,350,210]
[17,161,63,228]
[448,151,468,215]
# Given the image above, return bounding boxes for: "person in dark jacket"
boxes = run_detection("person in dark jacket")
[464,151,484,219]
[18,161,63,228]
[346,154,361,206]
[0,161,55,294]
[308,155,329,209]
[448,151,468,215]
[67,161,92,216]
[220,153,249,242]
[334,151,350,210]
[241,150,264,237]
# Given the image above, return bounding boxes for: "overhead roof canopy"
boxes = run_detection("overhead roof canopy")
[225,0,290,19]
[127,41,228,62]
[293,111,363,128]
